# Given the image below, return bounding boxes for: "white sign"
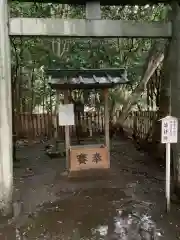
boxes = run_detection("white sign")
[160,115,178,212]
[58,104,75,126]
[161,116,178,144]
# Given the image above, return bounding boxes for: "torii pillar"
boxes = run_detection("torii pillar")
[0,0,13,215]
[167,2,180,197]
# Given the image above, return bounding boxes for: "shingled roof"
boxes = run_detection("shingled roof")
[47,68,130,89]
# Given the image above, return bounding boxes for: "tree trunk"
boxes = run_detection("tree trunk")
[151,39,172,161]
[118,41,166,125]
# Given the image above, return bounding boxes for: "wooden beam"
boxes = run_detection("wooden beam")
[11,0,180,6]
[0,0,13,215]
[9,18,172,38]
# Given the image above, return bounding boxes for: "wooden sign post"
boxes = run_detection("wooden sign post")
[160,115,178,212]
[59,102,75,170]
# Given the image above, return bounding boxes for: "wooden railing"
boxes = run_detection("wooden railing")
[14,110,158,142]
[123,111,158,141]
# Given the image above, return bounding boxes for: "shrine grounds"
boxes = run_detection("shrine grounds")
[1,137,180,239]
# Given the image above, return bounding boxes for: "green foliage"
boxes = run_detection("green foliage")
[10,2,168,113]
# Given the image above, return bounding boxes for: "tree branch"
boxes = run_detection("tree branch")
[118,40,167,125]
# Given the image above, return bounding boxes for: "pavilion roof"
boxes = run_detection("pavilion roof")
[47,68,130,90]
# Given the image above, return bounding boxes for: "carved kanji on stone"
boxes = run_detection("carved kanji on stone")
[92,152,102,163]
[77,153,88,165]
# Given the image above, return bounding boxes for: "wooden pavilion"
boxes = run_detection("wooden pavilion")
[47,68,130,174]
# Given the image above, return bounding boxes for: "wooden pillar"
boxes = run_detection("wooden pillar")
[64,90,70,170]
[0,0,13,214]
[54,90,60,140]
[170,2,180,195]
[104,89,110,165]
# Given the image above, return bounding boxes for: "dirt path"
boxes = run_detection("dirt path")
[2,138,180,239]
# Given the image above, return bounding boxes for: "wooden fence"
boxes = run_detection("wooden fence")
[121,111,157,140]
[14,112,105,139]
[14,110,158,142]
